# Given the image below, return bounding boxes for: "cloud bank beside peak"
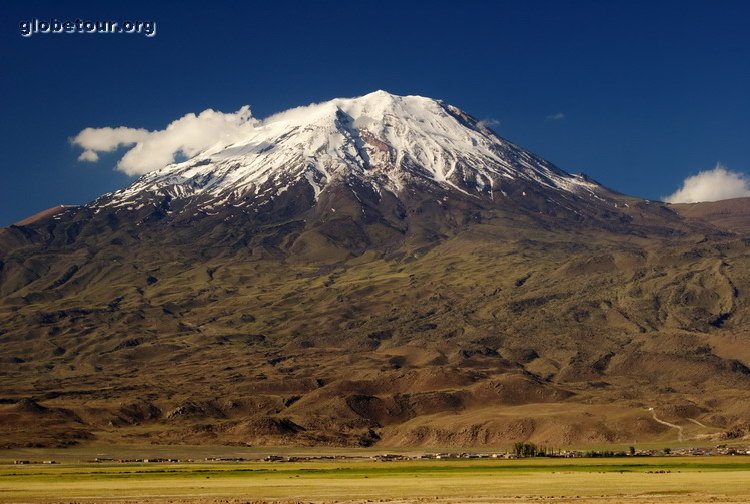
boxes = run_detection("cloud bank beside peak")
[664,164,750,203]
[72,106,257,175]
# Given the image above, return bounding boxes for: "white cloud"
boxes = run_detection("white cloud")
[545,112,565,122]
[77,148,101,162]
[72,106,257,175]
[477,118,500,129]
[74,126,150,163]
[664,164,750,203]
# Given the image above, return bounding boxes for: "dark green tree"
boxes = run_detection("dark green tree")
[513,442,539,457]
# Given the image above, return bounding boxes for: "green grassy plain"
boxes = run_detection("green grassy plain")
[2,456,750,503]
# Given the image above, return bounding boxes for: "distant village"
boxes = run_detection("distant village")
[10,443,750,465]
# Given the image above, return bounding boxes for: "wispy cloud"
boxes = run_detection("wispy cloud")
[72,106,257,175]
[477,118,500,129]
[663,163,750,203]
[545,112,565,122]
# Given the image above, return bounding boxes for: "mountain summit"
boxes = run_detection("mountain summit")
[99,91,603,213]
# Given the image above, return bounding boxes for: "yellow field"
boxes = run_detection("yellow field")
[1,456,750,503]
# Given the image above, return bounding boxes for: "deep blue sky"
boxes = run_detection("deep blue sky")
[1,0,748,225]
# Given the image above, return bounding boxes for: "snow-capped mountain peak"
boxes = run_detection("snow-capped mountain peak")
[98,91,601,209]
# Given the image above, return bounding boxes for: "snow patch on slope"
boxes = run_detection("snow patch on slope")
[96,91,602,208]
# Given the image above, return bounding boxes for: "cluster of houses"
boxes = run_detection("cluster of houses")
[670,445,750,457]
[9,444,750,465]
[268,446,750,462]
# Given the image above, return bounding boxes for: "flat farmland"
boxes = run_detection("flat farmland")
[1,456,750,503]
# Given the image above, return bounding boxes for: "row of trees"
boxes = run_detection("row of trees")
[512,442,549,457]
[513,443,659,458]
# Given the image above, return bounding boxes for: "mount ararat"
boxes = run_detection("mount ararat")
[1,91,749,449]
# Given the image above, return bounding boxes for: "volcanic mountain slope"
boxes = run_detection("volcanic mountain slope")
[2,91,750,449]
